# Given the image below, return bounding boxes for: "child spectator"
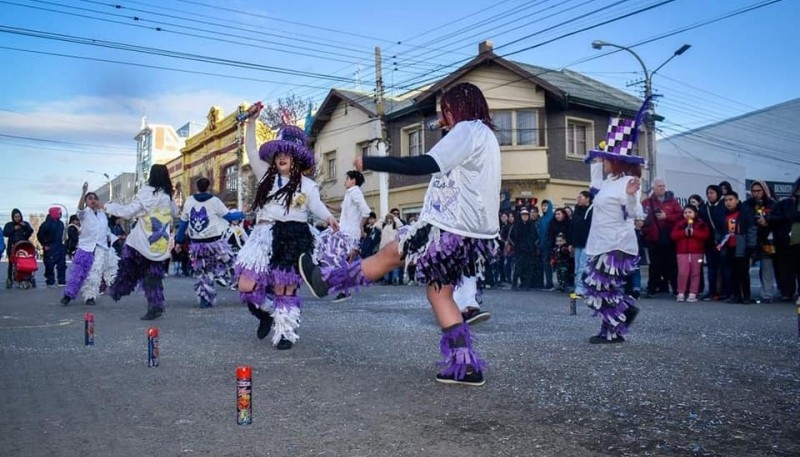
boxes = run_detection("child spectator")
[551,232,574,292]
[671,205,710,302]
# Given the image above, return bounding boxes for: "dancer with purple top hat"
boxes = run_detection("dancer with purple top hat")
[299,82,499,386]
[174,177,242,308]
[236,104,338,350]
[101,164,177,321]
[60,181,119,306]
[582,98,649,343]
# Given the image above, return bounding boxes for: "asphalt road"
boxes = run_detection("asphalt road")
[0,263,798,457]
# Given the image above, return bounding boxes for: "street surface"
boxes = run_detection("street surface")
[0,261,798,457]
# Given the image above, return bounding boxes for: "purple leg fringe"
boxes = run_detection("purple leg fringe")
[321,257,371,295]
[235,265,269,309]
[190,240,233,306]
[109,245,166,310]
[64,249,94,299]
[269,268,302,288]
[583,251,639,339]
[438,323,486,380]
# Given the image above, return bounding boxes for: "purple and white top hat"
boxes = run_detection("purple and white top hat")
[585,96,650,165]
[258,124,316,171]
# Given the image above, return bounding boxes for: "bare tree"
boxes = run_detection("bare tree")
[258,94,312,130]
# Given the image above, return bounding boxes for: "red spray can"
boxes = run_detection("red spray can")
[84,312,94,346]
[236,365,252,425]
[147,327,159,367]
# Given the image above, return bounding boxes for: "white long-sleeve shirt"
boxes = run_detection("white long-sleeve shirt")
[181,194,231,240]
[340,185,370,239]
[585,162,642,257]
[76,208,114,252]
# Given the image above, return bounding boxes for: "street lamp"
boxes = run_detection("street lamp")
[86,170,113,201]
[590,41,691,188]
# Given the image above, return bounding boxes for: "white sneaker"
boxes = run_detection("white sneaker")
[676,293,685,302]
[687,293,697,303]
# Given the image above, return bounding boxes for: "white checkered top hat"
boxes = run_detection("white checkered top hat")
[585,96,650,165]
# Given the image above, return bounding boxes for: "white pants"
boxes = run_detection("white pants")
[453,275,480,311]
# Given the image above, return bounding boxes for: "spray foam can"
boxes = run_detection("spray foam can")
[84,312,94,346]
[147,327,159,367]
[236,365,252,425]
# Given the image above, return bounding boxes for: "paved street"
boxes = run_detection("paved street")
[0,262,798,457]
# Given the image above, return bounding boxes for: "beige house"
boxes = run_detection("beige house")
[309,41,643,220]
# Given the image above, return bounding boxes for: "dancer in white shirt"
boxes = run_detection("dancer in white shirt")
[61,181,118,306]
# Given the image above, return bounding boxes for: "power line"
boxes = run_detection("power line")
[0,133,134,152]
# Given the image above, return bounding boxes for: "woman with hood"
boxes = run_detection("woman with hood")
[538,199,555,290]
[100,164,177,320]
[4,209,34,288]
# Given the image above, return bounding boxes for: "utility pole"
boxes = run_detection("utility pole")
[374,46,389,218]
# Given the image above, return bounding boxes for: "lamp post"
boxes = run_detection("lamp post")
[86,170,113,201]
[590,41,691,188]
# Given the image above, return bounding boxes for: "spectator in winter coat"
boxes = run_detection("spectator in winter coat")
[719,192,757,304]
[671,205,710,302]
[359,212,381,259]
[538,200,555,290]
[767,176,800,303]
[509,208,538,290]
[379,213,403,284]
[698,185,726,300]
[745,180,777,302]
[66,215,80,259]
[569,191,593,296]
[642,178,682,297]
[108,216,127,257]
[36,207,67,287]
[3,208,34,287]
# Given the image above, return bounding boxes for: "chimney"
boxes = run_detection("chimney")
[478,40,494,55]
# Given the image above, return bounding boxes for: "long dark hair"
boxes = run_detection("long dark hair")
[608,161,642,178]
[440,82,496,130]
[251,158,303,213]
[148,164,173,199]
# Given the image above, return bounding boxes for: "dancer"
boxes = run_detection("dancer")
[236,107,338,350]
[318,169,372,302]
[102,164,177,320]
[175,177,240,308]
[60,182,118,306]
[299,82,499,386]
[582,101,647,343]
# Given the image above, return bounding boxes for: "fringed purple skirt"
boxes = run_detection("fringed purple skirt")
[397,222,498,290]
[235,221,314,306]
[583,251,639,337]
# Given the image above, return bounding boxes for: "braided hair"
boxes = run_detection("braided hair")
[251,156,304,214]
[440,82,496,131]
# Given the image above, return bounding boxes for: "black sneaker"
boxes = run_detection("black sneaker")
[624,305,639,327]
[298,253,329,298]
[276,338,293,350]
[140,308,164,321]
[589,335,625,344]
[60,296,71,306]
[197,298,213,309]
[332,292,351,303]
[257,315,273,340]
[462,308,491,325]
[435,370,485,386]
[214,277,229,288]
[84,298,96,306]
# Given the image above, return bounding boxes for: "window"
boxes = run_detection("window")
[408,129,423,156]
[401,124,424,157]
[224,164,237,192]
[358,141,373,157]
[324,151,336,181]
[566,118,594,159]
[491,109,545,147]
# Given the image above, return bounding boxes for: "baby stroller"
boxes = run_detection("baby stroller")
[8,241,38,289]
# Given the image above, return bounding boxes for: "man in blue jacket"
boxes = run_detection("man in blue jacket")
[36,207,67,287]
[3,208,34,288]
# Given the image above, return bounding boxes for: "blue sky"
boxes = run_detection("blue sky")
[0,0,797,218]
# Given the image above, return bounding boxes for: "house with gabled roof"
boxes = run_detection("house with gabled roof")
[308,40,645,220]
